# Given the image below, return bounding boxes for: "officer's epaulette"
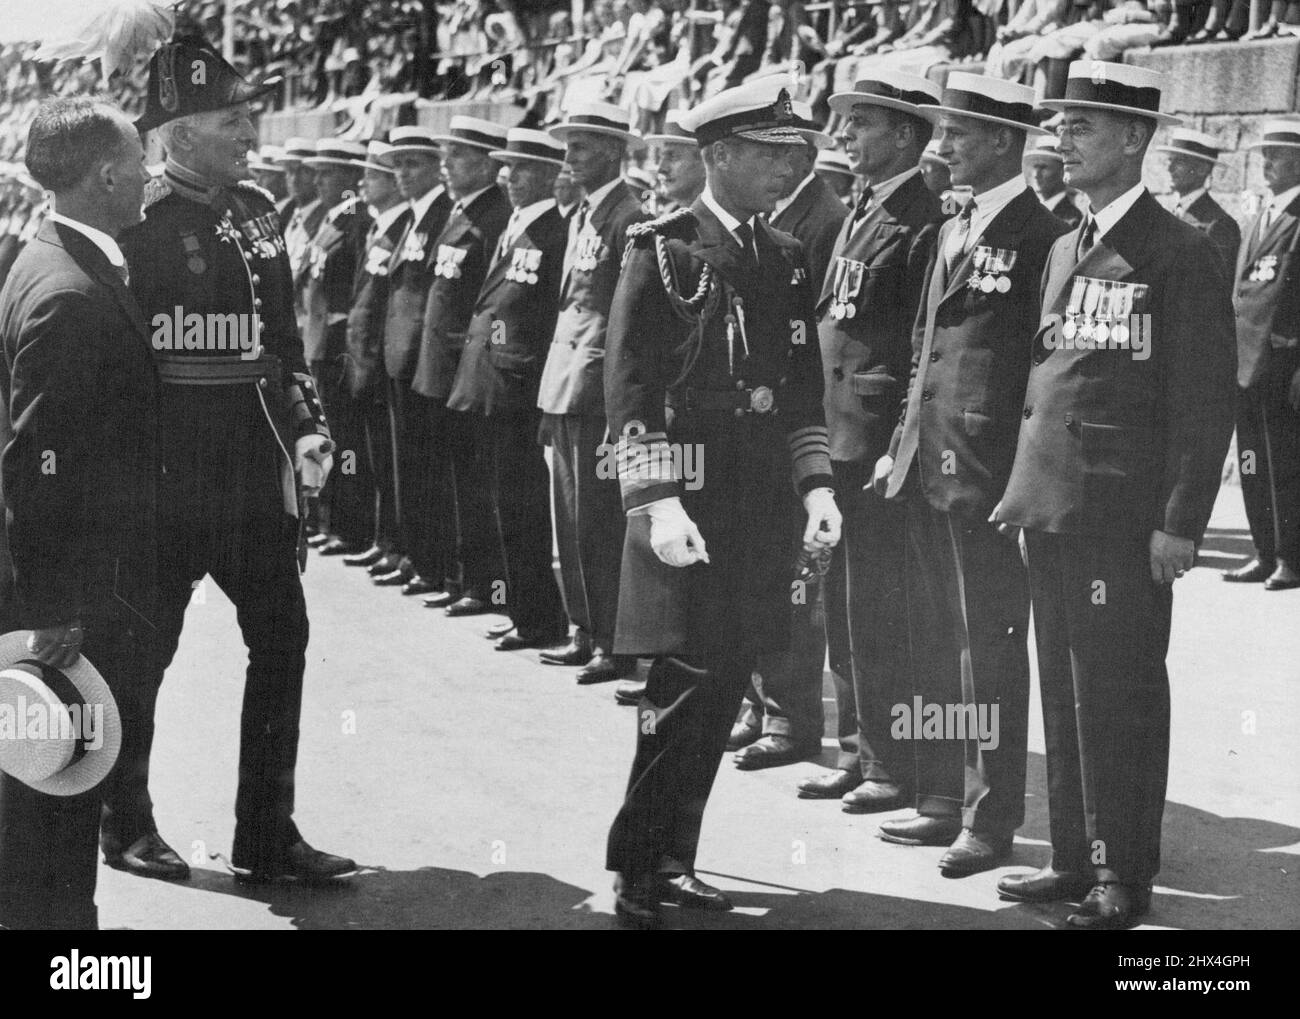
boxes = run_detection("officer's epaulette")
[142,176,172,209]
[234,180,276,206]
[626,207,697,244]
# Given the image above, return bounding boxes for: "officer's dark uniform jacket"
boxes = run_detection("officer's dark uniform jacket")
[121,163,330,523]
[382,187,454,383]
[303,195,370,366]
[605,199,834,659]
[411,184,512,400]
[344,204,411,397]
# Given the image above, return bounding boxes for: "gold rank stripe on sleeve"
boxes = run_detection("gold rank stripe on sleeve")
[788,425,832,493]
[616,428,680,507]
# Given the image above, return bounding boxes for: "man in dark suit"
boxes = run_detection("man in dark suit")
[536,103,649,685]
[1024,135,1085,229]
[729,107,848,769]
[872,73,1067,874]
[604,82,839,929]
[371,127,453,587]
[1223,120,1300,591]
[0,97,157,928]
[447,128,570,650]
[994,61,1236,929]
[1156,128,1241,273]
[408,118,511,610]
[273,137,317,232]
[793,71,945,811]
[341,141,410,573]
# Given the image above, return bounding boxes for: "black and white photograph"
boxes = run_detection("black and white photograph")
[0,0,1293,968]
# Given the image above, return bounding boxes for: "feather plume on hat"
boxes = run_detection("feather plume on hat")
[34,0,176,80]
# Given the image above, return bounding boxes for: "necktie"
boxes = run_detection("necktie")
[574,199,590,236]
[848,185,874,232]
[1260,200,1275,235]
[735,220,758,269]
[498,211,521,261]
[1076,214,1098,262]
[944,200,975,273]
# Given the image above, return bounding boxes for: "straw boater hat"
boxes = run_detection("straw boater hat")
[429,115,510,153]
[828,70,942,119]
[249,144,286,173]
[303,138,368,169]
[815,149,854,178]
[276,137,316,165]
[1154,128,1228,165]
[1022,134,1064,164]
[549,101,648,150]
[1246,119,1300,150]
[679,80,808,147]
[792,100,835,150]
[644,110,695,148]
[920,72,1048,135]
[1038,61,1181,127]
[0,632,122,797]
[362,139,396,173]
[383,126,444,160]
[490,128,568,167]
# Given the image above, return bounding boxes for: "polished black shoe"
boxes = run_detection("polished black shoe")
[576,652,633,684]
[103,832,191,882]
[939,828,1012,876]
[495,629,567,651]
[422,591,458,609]
[797,768,863,799]
[233,840,358,886]
[1265,560,1300,590]
[343,544,385,567]
[613,874,661,930]
[367,553,403,577]
[614,677,646,705]
[841,780,903,813]
[401,576,442,596]
[655,873,733,911]
[996,866,1094,903]
[484,620,515,640]
[538,640,593,666]
[318,537,359,556]
[1064,881,1151,930]
[445,596,489,617]
[879,813,963,846]
[733,734,819,771]
[373,567,413,586]
[1222,557,1271,583]
[306,532,332,548]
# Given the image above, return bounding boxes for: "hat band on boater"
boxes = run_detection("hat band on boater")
[853,80,939,108]
[15,660,91,766]
[1062,77,1163,114]
[501,139,564,160]
[1260,129,1300,146]
[443,127,507,149]
[941,89,1037,127]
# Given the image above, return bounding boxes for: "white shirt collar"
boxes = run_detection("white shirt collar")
[370,202,407,236]
[409,184,446,224]
[773,172,816,219]
[581,176,623,214]
[1042,189,1070,211]
[966,174,1028,235]
[508,198,557,240]
[1089,181,1146,239]
[452,184,494,211]
[1267,183,1300,214]
[700,186,753,242]
[865,166,919,204]
[47,210,125,269]
[1174,186,1207,213]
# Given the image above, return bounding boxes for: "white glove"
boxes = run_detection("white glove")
[641,497,709,568]
[295,434,335,496]
[801,487,842,549]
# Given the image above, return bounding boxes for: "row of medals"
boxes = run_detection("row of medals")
[506,247,542,285]
[965,246,1017,294]
[1248,254,1279,283]
[1062,276,1148,344]
[829,256,864,319]
[573,233,605,272]
[434,244,468,279]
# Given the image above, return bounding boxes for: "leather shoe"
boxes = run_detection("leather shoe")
[1065,881,1151,930]
[1222,557,1271,582]
[372,567,412,586]
[538,640,593,666]
[879,813,962,846]
[576,652,633,684]
[495,630,567,651]
[367,554,403,577]
[445,596,489,617]
[656,873,733,911]
[401,576,442,596]
[318,537,359,556]
[996,866,1094,903]
[841,780,903,813]
[614,677,645,705]
[613,873,661,930]
[733,734,818,771]
[423,591,458,609]
[484,620,515,640]
[725,721,760,752]
[1265,560,1300,590]
[103,832,191,881]
[306,532,331,548]
[233,840,357,886]
[343,545,385,567]
[939,828,1012,876]
[797,769,862,799]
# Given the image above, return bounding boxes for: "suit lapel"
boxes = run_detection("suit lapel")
[938,187,1037,308]
[817,174,925,308]
[50,222,153,353]
[1043,190,1159,319]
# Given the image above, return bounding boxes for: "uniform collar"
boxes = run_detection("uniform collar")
[163,157,223,206]
[700,186,754,240]
[47,210,126,269]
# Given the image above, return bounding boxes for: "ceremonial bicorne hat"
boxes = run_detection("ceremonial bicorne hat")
[920,72,1048,135]
[136,34,281,133]
[680,80,808,147]
[489,128,568,167]
[1038,61,1181,127]
[0,631,121,797]
[828,70,941,119]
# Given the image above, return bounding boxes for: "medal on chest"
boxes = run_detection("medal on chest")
[575,232,605,273]
[434,244,468,279]
[830,256,864,320]
[365,243,390,277]
[506,246,542,285]
[239,211,285,261]
[401,230,427,264]
[183,230,209,275]
[1250,254,1279,283]
[967,245,1017,294]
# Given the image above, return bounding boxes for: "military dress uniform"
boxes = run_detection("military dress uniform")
[604,193,833,884]
[110,161,332,873]
[410,182,512,600]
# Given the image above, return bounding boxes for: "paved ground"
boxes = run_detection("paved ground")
[96,485,1300,930]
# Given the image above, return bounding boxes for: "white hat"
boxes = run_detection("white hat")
[1154,128,1228,163]
[549,101,647,150]
[792,100,835,150]
[489,128,568,167]
[0,632,121,797]
[828,71,942,119]
[384,126,443,159]
[303,138,368,169]
[815,149,854,178]
[362,140,397,173]
[249,144,286,173]
[277,137,315,163]
[429,115,511,154]
[679,79,807,147]
[1023,134,1064,163]
[922,72,1048,135]
[1038,61,1181,127]
[644,110,696,147]
[1246,119,1300,150]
